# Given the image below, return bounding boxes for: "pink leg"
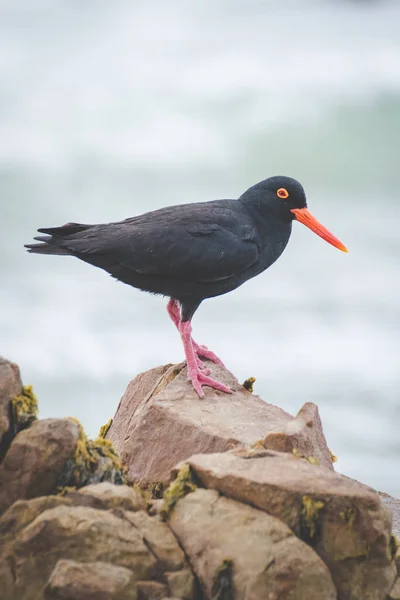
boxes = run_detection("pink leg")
[166,299,225,367]
[167,299,210,372]
[179,320,232,398]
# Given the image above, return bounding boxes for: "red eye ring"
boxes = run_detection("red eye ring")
[277,188,289,199]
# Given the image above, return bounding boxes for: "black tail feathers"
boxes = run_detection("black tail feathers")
[25,222,93,255]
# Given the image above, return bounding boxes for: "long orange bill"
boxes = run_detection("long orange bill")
[291,208,348,253]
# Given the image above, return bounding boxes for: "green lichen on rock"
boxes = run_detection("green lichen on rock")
[211,559,234,600]
[11,385,38,432]
[98,418,112,438]
[160,464,197,520]
[57,419,125,491]
[300,495,324,543]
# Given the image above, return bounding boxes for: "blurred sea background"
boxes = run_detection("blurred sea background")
[1,0,399,494]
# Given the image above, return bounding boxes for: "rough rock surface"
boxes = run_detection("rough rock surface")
[254,401,334,469]
[178,449,397,600]
[169,487,337,600]
[0,357,23,454]
[43,559,137,600]
[389,578,400,600]
[380,492,400,539]
[0,502,192,600]
[65,481,146,512]
[107,362,333,486]
[0,418,80,515]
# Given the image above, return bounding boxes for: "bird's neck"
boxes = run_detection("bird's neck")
[238,196,292,242]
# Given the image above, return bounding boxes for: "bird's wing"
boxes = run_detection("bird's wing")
[54,203,259,283]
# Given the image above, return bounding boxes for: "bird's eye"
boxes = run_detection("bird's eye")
[277,188,289,199]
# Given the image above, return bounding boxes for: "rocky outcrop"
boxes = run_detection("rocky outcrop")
[107,362,333,487]
[169,487,336,599]
[0,419,80,515]
[1,357,399,600]
[173,449,397,599]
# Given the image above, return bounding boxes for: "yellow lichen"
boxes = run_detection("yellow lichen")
[11,385,38,429]
[339,507,358,528]
[57,419,124,490]
[242,377,256,393]
[292,448,320,466]
[329,449,338,463]
[301,495,325,540]
[98,418,112,439]
[160,464,197,520]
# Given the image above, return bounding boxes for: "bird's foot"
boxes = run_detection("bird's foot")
[188,366,232,399]
[192,341,225,367]
[196,356,211,375]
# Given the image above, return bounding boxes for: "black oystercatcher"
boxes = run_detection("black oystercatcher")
[25,176,347,397]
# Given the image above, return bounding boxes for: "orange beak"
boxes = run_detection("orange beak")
[291,208,348,253]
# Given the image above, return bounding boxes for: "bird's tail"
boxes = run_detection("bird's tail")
[25,222,93,255]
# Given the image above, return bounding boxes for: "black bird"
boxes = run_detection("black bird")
[25,176,347,397]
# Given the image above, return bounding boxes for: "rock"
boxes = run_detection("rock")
[0,495,70,554]
[178,449,396,600]
[107,362,332,487]
[65,482,146,512]
[253,401,334,469]
[0,418,80,515]
[0,357,23,458]
[1,501,195,600]
[164,568,196,600]
[44,559,137,600]
[380,492,400,539]
[6,505,157,600]
[136,581,168,599]
[121,510,187,572]
[168,488,336,600]
[389,578,400,600]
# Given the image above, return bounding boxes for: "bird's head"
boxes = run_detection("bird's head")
[241,175,347,252]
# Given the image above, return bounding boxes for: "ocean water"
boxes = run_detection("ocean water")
[1,0,399,495]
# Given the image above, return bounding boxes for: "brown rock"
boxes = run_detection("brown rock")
[121,510,186,572]
[66,482,146,512]
[389,578,400,600]
[165,568,196,600]
[169,488,336,600]
[136,581,168,599]
[0,418,80,515]
[44,559,137,600]
[0,357,22,455]
[7,505,157,600]
[0,495,70,554]
[107,363,298,486]
[179,449,396,600]
[254,401,334,469]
